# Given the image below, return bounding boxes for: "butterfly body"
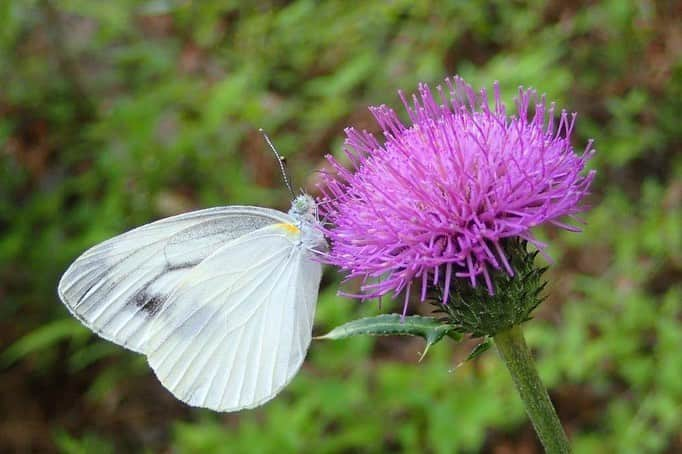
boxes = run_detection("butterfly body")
[58,194,326,411]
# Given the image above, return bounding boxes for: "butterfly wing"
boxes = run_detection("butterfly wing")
[144,223,322,411]
[58,206,291,353]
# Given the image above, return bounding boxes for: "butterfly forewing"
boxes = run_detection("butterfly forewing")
[58,206,291,354]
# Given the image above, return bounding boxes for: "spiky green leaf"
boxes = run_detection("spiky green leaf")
[466,338,492,361]
[315,314,461,361]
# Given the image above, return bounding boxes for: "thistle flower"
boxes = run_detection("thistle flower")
[318,76,595,313]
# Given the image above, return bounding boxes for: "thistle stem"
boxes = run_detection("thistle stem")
[493,325,570,453]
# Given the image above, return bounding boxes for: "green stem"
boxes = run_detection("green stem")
[493,325,570,453]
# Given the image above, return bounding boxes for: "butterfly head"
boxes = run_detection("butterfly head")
[289,194,317,224]
[289,193,327,251]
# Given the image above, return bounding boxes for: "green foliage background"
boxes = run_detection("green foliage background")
[1,1,680,452]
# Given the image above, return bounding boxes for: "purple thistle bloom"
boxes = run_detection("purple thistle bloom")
[317,76,595,312]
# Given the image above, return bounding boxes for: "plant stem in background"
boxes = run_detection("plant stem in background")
[494,325,571,454]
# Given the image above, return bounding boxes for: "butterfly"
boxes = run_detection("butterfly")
[58,137,328,412]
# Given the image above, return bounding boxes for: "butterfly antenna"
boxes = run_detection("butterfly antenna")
[259,128,295,197]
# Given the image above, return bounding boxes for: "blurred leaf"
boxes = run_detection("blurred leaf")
[137,0,191,15]
[2,318,89,367]
[53,429,115,454]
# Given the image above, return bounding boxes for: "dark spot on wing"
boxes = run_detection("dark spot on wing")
[137,293,166,317]
[128,262,197,318]
[167,262,194,272]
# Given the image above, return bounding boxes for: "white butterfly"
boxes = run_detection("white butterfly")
[58,193,327,412]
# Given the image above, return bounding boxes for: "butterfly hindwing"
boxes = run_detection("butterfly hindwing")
[143,224,322,411]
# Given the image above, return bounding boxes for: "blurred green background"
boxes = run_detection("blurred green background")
[1,1,681,453]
